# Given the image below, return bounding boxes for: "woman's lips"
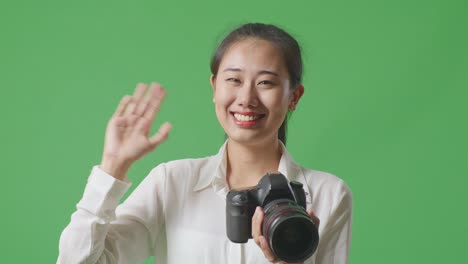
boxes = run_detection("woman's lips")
[231,112,265,127]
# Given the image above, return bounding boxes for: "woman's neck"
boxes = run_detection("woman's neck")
[226,138,282,189]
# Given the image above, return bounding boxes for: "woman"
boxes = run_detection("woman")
[58,23,352,264]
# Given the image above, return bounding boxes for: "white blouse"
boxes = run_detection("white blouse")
[58,142,352,264]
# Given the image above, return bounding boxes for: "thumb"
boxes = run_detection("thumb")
[149,122,172,148]
[307,209,320,228]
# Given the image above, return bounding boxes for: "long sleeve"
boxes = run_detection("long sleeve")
[57,165,167,264]
[314,180,353,264]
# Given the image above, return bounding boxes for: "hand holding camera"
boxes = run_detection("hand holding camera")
[253,205,320,263]
[226,173,320,263]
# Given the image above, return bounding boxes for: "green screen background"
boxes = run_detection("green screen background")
[1,0,467,263]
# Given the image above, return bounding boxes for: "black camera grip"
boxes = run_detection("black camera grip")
[226,192,256,243]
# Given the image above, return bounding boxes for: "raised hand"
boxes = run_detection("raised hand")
[100,83,172,180]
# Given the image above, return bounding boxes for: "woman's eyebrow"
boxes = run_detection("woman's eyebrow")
[223,67,242,72]
[223,68,279,76]
[258,70,279,76]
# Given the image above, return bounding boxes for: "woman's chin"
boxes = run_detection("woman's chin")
[226,130,276,146]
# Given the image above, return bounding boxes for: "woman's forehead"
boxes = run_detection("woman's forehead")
[219,39,287,75]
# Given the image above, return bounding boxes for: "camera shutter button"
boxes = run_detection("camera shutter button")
[233,193,247,203]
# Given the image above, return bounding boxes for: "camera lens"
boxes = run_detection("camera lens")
[262,199,319,263]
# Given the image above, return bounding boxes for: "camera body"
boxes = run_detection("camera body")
[226,172,319,263]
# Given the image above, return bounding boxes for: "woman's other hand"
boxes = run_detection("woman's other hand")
[100,82,172,180]
[251,206,320,264]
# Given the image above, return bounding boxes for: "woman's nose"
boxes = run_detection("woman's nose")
[237,82,258,108]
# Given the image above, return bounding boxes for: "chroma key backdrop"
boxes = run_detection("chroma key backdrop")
[1,0,467,263]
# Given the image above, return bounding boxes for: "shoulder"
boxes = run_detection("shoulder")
[281,145,351,202]
[302,168,351,194]
[298,166,353,211]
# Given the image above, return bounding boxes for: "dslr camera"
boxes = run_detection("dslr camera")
[226,172,319,263]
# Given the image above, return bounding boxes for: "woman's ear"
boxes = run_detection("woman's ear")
[289,84,304,110]
[210,75,216,104]
[210,74,216,92]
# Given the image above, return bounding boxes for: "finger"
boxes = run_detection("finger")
[149,122,172,147]
[124,83,147,115]
[259,236,276,262]
[307,209,320,228]
[114,95,132,117]
[143,83,166,121]
[135,84,154,116]
[252,206,263,246]
[133,83,148,101]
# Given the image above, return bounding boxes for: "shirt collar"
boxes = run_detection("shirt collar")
[277,140,302,181]
[193,140,304,193]
[277,147,313,209]
[192,141,228,192]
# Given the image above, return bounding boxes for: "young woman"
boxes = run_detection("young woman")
[58,23,352,264]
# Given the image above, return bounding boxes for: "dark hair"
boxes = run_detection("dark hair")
[210,23,303,145]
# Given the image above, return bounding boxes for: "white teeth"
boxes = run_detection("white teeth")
[233,113,261,122]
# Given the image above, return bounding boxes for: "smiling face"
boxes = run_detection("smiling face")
[211,38,303,146]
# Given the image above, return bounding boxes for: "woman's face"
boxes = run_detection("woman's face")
[210,38,303,146]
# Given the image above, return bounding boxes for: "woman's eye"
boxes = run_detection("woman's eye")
[226,78,240,83]
[258,80,273,86]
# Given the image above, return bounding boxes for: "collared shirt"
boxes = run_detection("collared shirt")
[58,142,352,264]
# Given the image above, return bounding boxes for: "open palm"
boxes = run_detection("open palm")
[100,83,172,180]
